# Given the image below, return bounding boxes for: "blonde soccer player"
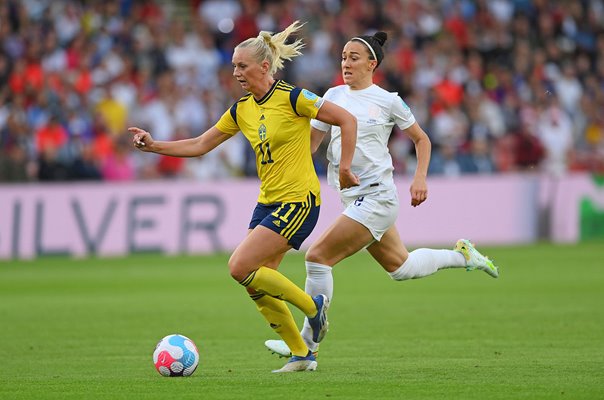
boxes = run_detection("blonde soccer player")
[129,21,359,373]
[265,31,499,358]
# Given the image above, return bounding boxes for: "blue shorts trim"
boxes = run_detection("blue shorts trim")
[248,192,320,250]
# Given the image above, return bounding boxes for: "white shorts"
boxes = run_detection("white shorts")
[341,188,399,241]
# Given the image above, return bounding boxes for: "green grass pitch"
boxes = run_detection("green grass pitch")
[1,242,603,400]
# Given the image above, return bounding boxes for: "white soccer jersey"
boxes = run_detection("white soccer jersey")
[312,84,416,196]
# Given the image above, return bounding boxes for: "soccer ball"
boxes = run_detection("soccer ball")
[153,334,199,377]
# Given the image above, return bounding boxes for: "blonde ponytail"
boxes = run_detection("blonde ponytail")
[236,21,305,76]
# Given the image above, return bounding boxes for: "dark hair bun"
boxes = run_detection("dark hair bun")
[373,32,387,47]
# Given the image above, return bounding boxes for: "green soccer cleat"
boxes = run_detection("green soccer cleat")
[454,239,499,278]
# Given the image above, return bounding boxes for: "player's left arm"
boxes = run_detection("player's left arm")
[315,101,359,189]
[404,122,431,207]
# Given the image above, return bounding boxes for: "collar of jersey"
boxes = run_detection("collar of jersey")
[346,83,376,94]
[254,79,280,105]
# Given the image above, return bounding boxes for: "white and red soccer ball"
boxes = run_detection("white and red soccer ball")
[153,334,199,377]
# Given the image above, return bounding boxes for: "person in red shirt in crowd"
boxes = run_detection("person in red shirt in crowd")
[35,115,68,155]
[90,113,114,164]
[35,116,69,181]
[513,123,545,170]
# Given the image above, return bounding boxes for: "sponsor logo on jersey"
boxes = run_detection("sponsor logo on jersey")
[272,219,281,227]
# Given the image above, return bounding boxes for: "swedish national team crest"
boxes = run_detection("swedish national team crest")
[258,123,267,141]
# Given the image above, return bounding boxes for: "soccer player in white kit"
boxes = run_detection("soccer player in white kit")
[266,32,499,358]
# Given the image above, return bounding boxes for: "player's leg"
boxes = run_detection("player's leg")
[233,194,329,365]
[230,226,320,326]
[245,249,311,359]
[266,190,396,357]
[298,214,374,350]
[367,226,498,279]
[230,228,311,358]
[299,191,397,351]
[304,191,395,300]
[306,214,375,266]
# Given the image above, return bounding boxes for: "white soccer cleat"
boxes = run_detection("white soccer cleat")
[265,339,292,358]
[271,351,317,373]
[265,339,320,359]
[454,239,499,278]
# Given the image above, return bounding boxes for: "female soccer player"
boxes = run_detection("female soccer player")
[265,32,499,357]
[129,21,359,372]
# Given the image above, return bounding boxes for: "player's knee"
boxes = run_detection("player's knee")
[305,245,326,264]
[380,252,408,273]
[228,255,251,282]
[306,242,338,265]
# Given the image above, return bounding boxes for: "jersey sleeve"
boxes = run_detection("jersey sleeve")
[311,117,330,133]
[310,88,333,132]
[391,95,416,130]
[292,88,324,120]
[214,104,240,136]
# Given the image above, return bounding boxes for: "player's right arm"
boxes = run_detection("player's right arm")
[315,101,359,189]
[129,126,232,157]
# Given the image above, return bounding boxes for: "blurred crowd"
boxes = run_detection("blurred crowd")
[1,0,603,183]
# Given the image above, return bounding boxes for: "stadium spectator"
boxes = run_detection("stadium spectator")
[34,114,67,155]
[94,84,128,136]
[536,95,574,176]
[459,137,497,174]
[128,21,358,373]
[429,142,464,176]
[101,135,135,181]
[512,123,545,171]
[1,0,604,182]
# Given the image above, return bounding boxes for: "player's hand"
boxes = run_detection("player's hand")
[339,168,360,190]
[128,127,154,152]
[410,176,428,207]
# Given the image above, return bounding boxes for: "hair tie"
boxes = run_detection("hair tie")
[352,37,377,61]
[259,32,275,49]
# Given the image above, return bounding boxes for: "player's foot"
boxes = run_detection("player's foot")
[265,339,292,358]
[455,239,499,278]
[265,339,319,358]
[307,294,329,343]
[271,351,317,373]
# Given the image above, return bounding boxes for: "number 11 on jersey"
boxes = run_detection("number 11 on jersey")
[258,142,274,164]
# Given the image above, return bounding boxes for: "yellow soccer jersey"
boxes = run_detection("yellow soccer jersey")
[215,80,324,205]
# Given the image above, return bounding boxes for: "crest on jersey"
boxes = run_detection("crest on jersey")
[258,123,267,141]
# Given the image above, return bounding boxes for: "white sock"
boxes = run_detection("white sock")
[388,248,466,281]
[301,261,333,351]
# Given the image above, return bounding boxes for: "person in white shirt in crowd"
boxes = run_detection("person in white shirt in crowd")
[536,93,574,177]
[266,31,500,358]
